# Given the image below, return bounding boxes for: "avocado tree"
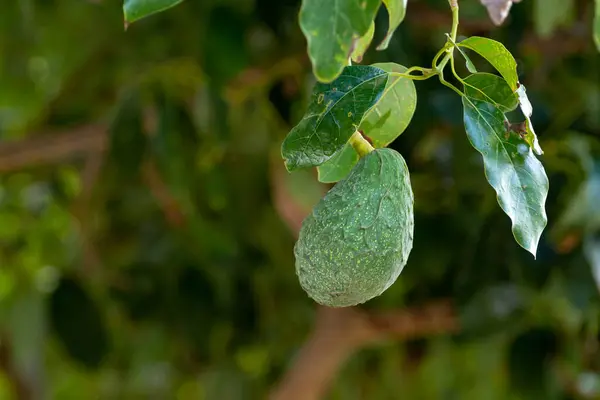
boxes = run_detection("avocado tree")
[0,0,599,398]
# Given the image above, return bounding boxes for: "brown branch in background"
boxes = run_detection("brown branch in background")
[0,334,32,400]
[0,125,106,173]
[270,302,459,400]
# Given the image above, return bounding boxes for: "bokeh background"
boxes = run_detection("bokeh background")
[0,0,599,398]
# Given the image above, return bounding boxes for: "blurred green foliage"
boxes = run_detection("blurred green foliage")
[0,0,599,398]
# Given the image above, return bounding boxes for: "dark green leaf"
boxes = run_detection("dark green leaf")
[123,0,184,24]
[377,0,407,51]
[516,84,543,155]
[351,22,375,63]
[463,73,518,112]
[317,63,416,182]
[281,65,387,171]
[462,97,549,257]
[50,277,110,369]
[299,0,381,82]
[458,36,519,91]
[317,143,359,183]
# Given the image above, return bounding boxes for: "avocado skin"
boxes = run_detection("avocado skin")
[295,148,414,307]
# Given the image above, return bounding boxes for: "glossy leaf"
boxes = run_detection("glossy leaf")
[317,63,416,182]
[351,22,375,63]
[462,97,549,257]
[377,0,407,50]
[123,0,184,24]
[281,65,388,171]
[516,84,543,155]
[459,36,519,90]
[361,63,417,147]
[299,0,381,82]
[463,72,518,112]
[595,0,600,51]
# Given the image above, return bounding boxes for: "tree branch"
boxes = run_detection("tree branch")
[270,301,458,400]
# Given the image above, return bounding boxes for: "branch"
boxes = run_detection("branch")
[269,301,458,400]
[0,125,106,173]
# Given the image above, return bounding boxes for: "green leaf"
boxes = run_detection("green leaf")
[462,97,549,257]
[299,0,381,82]
[351,22,375,63]
[316,63,416,182]
[377,0,407,51]
[595,0,600,51]
[457,46,478,73]
[360,63,417,147]
[281,65,388,171]
[533,0,574,38]
[463,72,518,113]
[317,144,359,183]
[123,0,184,24]
[516,84,543,155]
[458,36,519,91]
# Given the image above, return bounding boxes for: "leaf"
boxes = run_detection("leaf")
[50,277,110,368]
[458,36,519,91]
[533,0,574,38]
[360,63,417,148]
[299,0,381,82]
[516,84,543,155]
[123,0,184,24]
[377,0,408,51]
[457,46,478,73]
[317,144,359,183]
[462,97,549,257]
[479,0,522,26]
[351,22,375,63]
[595,0,600,51]
[316,63,416,182]
[281,65,388,171]
[463,72,518,113]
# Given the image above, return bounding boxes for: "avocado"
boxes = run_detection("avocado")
[295,148,414,307]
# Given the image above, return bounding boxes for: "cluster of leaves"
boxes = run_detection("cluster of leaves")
[281,0,548,261]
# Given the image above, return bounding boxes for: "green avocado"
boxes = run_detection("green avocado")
[295,148,414,307]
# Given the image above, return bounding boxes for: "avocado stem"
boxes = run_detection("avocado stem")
[349,131,374,158]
